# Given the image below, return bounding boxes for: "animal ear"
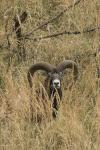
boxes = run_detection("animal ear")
[47,72,52,77]
[59,72,63,77]
[41,71,48,76]
[59,71,68,77]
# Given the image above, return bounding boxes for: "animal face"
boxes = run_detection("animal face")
[48,73,62,90]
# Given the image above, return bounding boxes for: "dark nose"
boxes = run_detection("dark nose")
[54,82,59,86]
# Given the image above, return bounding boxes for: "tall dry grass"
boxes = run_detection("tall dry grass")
[0,0,100,149]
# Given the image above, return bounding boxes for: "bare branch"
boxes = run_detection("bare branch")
[25,25,100,41]
[13,11,28,41]
[13,11,28,61]
[23,0,82,38]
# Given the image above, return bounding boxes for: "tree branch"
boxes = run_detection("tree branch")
[25,25,100,41]
[13,11,28,61]
[23,0,82,38]
[13,11,28,42]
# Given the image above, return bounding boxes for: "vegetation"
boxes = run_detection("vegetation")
[0,0,100,149]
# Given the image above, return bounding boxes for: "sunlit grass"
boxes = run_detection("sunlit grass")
[0,0,100,149]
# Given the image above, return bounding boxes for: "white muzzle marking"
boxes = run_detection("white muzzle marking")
[53,79,60,88]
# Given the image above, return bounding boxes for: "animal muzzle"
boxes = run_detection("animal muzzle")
[53,79,61,89]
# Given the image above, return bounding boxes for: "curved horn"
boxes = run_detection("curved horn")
[57,60,78,80]
[27,62,55,88]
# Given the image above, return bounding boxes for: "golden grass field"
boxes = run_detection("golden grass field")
[0,0,100,149]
